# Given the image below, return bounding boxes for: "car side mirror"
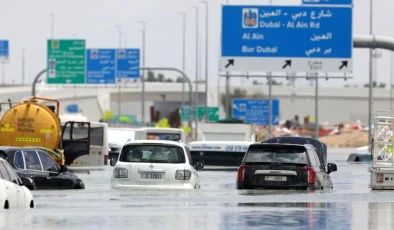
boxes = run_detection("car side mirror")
[20,177,35,190]
[327,163,337,174]
[59,165,68,173]
[194,161,204,170]
[110,158,118,167]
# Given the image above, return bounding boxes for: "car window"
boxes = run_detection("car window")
[37,151,59,172]
[185,147,193,166]
[313,150,325,170]
[307,150,318,167]
[0,161,11,181]
[14,151,25,169]
[245,146,308,164]
[2,162,20,184]
[23,151,43,171]
[119,144,186,163]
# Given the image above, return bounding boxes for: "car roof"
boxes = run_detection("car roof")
[189,141,255,145]
[249,143,311,148]
[0,146,42,152]
[262,137,328,165]
[124,140,186,147]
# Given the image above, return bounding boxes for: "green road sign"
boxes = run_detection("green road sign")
[47,39,86,84]
[181,106,219,122]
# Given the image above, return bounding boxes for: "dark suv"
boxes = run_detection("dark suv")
[236,139,337,190]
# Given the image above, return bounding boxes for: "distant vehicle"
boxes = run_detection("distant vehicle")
[138,127,186,143]
[347,153,372,162]
[0,147,85,190]
[110,140,201,190]
[188,141,255,168]
[236,137,337,190]
[107,128,146,161]
[0,158,35,209]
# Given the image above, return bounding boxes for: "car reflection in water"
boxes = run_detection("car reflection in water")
[221,202,352,230]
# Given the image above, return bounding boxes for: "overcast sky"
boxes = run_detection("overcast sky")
[0,0,391,87]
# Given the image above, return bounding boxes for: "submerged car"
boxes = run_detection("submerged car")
[236,137,337,190]
[0,158,35,209]
[0,147,85,190]
[347,153,372,162]
[110,140,201,189]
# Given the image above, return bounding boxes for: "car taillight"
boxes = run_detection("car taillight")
[237,165,252,182]
[298,166,316,184]
[377,173,384,183]
[113,167,128,178]
[175,170,191,180]
[307,167,316,184]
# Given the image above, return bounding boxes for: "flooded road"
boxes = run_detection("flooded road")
[1,148,393,230]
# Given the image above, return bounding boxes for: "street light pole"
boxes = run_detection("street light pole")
[50,13,55,39]
[391,52,393,111]
[178,12,186,110]
[200,0,209,122]
[116,26,123,118]
[368,0,373,153]
[139,21,146,126]
[191,6,199,137]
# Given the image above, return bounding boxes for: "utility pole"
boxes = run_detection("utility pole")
[178,12,186,110]
[117,26,123,118]
[139,21,146,126]
[200,1,209,122]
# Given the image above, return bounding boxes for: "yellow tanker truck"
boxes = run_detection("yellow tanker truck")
[0,96,66,165]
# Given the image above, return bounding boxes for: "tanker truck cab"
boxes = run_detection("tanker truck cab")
[0,97,108,168]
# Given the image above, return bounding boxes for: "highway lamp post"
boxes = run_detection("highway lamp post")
[268,0,273,138]
[116,26,123,118]
[191,6,199,138]
[22,48,25,85]
[199,0,209,122]
[391,52,393,111]
[178,12,186,112]
[225,0,230,119]
[139,21,146,126]
[368,0,373,153]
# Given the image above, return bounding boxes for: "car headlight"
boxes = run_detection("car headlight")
[175,170,191,180]
[113,167,128,178]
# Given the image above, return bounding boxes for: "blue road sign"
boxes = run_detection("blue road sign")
[220,5,353,73]
[86,49,116,84]
[117,49,140,79]
[302,0,352,6]
[232,98,279,126]
[0,40,9,58]
[66,104,79,113]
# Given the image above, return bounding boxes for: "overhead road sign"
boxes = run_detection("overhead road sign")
[302,0,352,6]
[86,49,116,84]
[116,49,140,79]
[232,98,279,126]
[0,40,9,60]
[181,106,219,121]
[47,39,86,84]
[220,6,353,73]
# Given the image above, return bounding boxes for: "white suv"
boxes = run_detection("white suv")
[110,140,201,190]
[0,158,35,209]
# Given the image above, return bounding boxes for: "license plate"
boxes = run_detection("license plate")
[140,173,163,179]
[265,176,287,181]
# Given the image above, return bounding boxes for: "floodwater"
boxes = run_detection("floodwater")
[1,148,393,230]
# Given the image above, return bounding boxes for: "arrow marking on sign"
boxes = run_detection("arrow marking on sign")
[339,61,348,70]
[282,60,291,69]
[225,59,234,68]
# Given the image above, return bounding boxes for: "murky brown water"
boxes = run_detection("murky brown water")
[2,148,392,230]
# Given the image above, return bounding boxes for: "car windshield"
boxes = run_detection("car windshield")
[245,146,308,164]
[119,144,186,163]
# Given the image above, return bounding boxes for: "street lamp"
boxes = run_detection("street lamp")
[116,25,123,117]
[177,11,186,110]
[190,6,199,136]
[199,1,209,122]
[139,21,146,126]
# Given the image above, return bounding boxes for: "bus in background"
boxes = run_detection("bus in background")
[107,127,147,161]
[60,114,109,167]
[188,141,255,169]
